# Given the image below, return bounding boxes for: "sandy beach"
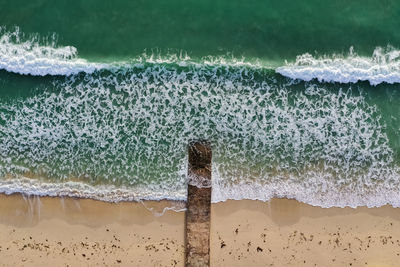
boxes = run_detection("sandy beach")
[211,199,400,267]
[0,194,185,267]
[1,194,400,266]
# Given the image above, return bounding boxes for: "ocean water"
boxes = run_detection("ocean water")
[0,1,399,208]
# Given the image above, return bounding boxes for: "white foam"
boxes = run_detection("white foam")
[211,167,400,208]
[277,46,400,85]
[0,27,106,76]
[0,26,266,76]
[0,62,399,208]
[0,176,186,202]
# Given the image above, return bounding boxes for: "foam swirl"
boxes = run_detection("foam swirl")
[1,63,399,207]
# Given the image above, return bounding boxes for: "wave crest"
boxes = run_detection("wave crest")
[0,27,105,76]
[277,46,400,85]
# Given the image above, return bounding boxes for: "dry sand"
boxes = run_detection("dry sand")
[0,194,185,267]
[1,194,400,266]
[211,199,400,267]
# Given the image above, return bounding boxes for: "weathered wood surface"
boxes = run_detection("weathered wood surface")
[185,141,212,267]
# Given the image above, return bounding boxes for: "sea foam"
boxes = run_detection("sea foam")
[0,176,186,202]
[0,27,105,76]
[277,47,400,85]
[0,58,399,207]
[211,167,400,208]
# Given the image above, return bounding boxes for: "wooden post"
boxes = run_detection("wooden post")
[185,141,212,267]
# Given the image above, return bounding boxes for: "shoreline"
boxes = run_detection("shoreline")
[4,176,400,208]
[1,194,400,266]
[0,177,187,203]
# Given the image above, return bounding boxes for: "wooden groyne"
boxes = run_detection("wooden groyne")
[185,141,212,267]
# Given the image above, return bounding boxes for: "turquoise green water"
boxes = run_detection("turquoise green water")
[0,1,399,207]
[1,0,400,61]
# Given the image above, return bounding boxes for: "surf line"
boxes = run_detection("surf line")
[185,140,212,266]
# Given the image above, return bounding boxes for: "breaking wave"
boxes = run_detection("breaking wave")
[0,27,105,76]
[277,47,400,85]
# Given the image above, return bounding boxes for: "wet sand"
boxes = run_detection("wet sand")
[1,194,400,266]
